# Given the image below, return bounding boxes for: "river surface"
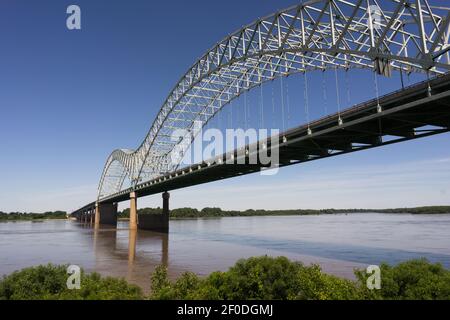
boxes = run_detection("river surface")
[1,213,449,292]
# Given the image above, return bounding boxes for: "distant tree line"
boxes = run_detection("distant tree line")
[2,206,449,221]
[117,206,450,219]
[0,211,67,221]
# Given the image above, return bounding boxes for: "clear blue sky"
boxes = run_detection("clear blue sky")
[1,0,450,213]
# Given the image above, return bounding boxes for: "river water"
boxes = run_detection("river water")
[1,213,449,292]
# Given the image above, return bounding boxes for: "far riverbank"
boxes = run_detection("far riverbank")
[119,206,450,219]
[2,206,450,221]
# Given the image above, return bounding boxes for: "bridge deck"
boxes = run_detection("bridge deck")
[73,73,450,213]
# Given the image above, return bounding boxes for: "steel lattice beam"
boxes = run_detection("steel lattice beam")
[98,0,450,199]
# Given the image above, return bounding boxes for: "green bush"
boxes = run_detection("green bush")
[150,256,363,300]
[355,258,450,300]
[150,256,450,300]
[151,265,202,299]
[0,264,143,300]
[1,257,449,300]
[294,264,363,300]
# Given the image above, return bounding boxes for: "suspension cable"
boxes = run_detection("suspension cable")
[345,69,351,105]
[373,71,382,112]
[334,67,342,124]
[271,83,275,128]
[286,79,291,129]
[426,70,432,96]
[218,102,221,130]
[229,99,232,129]
[244,90,247,129]
[260,83,264,128]
[247,86,251,128]
[322,70,328,116]
[399,66,405,90]
[280,76,286,132]
[304,71,311,133]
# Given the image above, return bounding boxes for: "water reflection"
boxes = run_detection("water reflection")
[86,223,170,292]
[128,229,136,265]
[1,214,450,293]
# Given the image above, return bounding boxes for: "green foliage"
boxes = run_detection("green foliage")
[150,257,450,300]
[118,208,130,218]
[377,206,450,214]
[1,205,448,222]
[294,264,362,300]
[150,265,202,299]
[200,207,223,217]
[0,264,143,300]
[1,258,449,300]
[115,206,450,219]
[150,265,171,298]
[0,211,67,221]
[150,256,363,300]
[171,207,200,218]
[210,256,305,299]
[355,258,450,300]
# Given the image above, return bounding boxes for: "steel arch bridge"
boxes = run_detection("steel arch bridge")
[98,0,450,200]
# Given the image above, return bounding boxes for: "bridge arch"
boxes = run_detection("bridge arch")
[98,0,450,199]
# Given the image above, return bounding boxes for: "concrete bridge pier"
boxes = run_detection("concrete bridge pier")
[78,207,95,225]
[129,192,138,230]
[94,203,100,227]
[93,202,118,227]
[86,211,89,224]
[138,191,170,233]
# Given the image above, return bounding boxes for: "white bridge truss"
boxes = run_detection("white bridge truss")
[98,0,450,199]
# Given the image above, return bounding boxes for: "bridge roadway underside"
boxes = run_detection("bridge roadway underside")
[75,73,450,212]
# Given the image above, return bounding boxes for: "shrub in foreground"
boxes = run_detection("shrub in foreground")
[150,256,363,300]
[0,264,143,300]
[1,257,449,300]
[150,256,450,300]
[355,258,450,300]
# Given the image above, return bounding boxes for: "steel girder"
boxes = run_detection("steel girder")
[98,0,450,199]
